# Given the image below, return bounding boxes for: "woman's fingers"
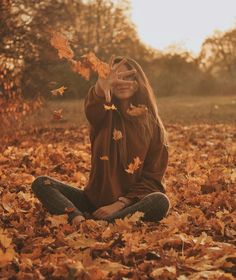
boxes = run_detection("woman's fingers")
[117,69,136,78]
[104,89,111,103]
[112,57,127,71]
[113,79,136,87]
[93,209,107,218]
[108,54,115,70]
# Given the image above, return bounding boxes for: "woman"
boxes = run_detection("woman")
[31,55,170,228]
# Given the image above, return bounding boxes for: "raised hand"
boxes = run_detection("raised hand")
[95,55,137,103]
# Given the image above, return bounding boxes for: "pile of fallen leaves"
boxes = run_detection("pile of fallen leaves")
[0,123,235,279]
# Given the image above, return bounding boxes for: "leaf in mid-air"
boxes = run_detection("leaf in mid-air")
[125,156,142,174]
[104,104,117,111]
[51,86,67,96]
[50,31,74,60]
[53,109,63,120]
[72,60,91,80]
[100,155,109,160]
[113,129,123,141]
[126,103,148,117]
[81,52,109,79]
[50,32,110,81]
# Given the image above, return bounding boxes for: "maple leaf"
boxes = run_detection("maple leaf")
[0,229,15,268]
[100,155,109,160]
[113,129,123,141]
[103,104,117,111]
[50,31,74,60]
[46,214,68,227]
[0,248,15,268]
[53,109,63,120]
[81,52,109,79]
[72,60,91,80]
[50,32,109,81]
[125,156,142,174]
[126,103,148,117]
[51,86,67,96]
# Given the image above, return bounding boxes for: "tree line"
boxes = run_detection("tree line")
[1,0,236,104]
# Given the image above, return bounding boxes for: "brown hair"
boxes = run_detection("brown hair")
[112,56,169,147]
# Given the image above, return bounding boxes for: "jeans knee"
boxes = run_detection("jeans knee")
[31,175,48,193]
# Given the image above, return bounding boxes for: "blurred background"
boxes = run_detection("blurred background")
[1,0,236,132]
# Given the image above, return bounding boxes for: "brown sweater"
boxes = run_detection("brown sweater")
[83,85,169,209]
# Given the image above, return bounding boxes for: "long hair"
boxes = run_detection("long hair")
[112,56,169,147]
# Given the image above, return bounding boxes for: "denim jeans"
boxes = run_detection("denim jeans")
[31,175,170,224]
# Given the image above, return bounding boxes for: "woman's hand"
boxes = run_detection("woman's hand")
[71,214,86,227]
[95,55,137,103]
[92,201,126,219]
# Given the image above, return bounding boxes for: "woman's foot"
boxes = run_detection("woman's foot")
[71,215,86,227]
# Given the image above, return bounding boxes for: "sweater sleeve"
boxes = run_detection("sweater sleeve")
[84,85,109,128]
[123,123,169,202]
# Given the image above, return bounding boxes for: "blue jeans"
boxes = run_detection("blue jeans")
[31,175,170,224]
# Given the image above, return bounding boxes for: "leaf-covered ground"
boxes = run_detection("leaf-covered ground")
[0,124,235,279]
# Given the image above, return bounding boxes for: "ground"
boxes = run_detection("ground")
[0,95,235,279]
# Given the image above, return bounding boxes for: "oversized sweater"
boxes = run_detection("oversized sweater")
[83,85,169,209]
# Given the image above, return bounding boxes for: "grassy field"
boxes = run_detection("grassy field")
[24,94,236,129]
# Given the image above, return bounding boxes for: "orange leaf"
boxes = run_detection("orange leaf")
[103,104,117,111]
[113,129,123,141]
[51,86,67,96]
[81,52,109,79]
[126,103,148,117]
[53,109,63,120]
[72,60,91,80]
[100,155,109,160]
[50,31,74,60]
[125,156,142,174]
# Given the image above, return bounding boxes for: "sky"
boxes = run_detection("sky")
[130,0,236,56]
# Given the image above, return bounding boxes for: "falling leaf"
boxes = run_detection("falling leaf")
[125,156,142,174]
[51,86,67,96]
[53,109,63,120]
[100,155,109,160]
[72,60,91,80]
[50,32,109,81]
[113,129,122,141]
[103,104,117,111]
[81,52,109,79]
[126,103,148,117]
[50,31,74,60]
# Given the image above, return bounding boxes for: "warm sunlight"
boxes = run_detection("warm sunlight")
[1,1,235,277]
[130,0,236,55]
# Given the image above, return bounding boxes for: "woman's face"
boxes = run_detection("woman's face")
[112,63,138,100]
